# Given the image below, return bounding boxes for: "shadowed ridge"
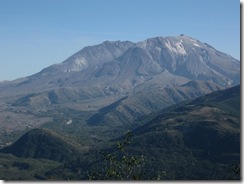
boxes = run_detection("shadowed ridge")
[0,128,84,163]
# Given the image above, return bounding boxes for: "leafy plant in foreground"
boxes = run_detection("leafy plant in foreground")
[88,130,166,180]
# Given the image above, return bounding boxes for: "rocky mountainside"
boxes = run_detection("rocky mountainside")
[0,35,239,99]
[87,80,222,126]
[0,34,240,145]
[0,40,135,97]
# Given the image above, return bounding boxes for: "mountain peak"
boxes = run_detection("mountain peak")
[0,35,239,99]
[102,40,134,45]
[39,40,135,75]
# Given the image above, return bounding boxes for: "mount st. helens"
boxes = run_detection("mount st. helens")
[0,35,240,147]
[0,35,239,98]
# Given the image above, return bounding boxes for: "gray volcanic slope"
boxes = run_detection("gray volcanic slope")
[0,34,240,135]
[0,35,239,99]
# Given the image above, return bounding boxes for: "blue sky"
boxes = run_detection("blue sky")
[0,0,240,81]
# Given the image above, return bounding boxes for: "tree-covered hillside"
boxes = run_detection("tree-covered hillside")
[0,86,237,180]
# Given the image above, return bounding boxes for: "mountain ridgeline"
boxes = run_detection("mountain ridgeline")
[1,128,87,163]
[0,35,239,100]
[0,35,239,133]
[0,35,240,180]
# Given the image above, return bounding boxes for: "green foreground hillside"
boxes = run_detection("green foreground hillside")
[0,85,240,180]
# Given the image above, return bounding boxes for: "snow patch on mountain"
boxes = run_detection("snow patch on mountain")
[64,57,88,72]
[165,40,176,53]
[175,42,186,55]
[155,46,162,53]
[66,119,72,125]
[75,57,88,67]
[165,39,186,55]
[193,43,200,47]
[190,39,200,47]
